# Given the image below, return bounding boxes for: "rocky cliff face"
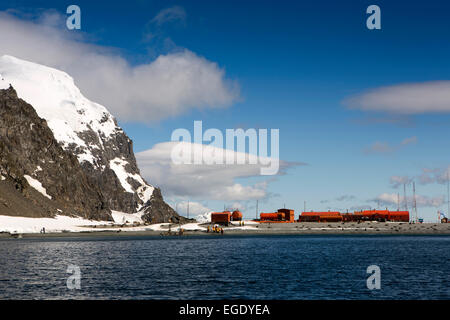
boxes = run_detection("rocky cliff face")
[0,55,186,223]
[0,86,111,220]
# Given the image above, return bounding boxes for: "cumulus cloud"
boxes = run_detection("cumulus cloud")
[136,141,300,201]
[345,81,450,114]
[0,10,239,123]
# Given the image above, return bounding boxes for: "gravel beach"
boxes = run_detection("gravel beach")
[1,221,449,239]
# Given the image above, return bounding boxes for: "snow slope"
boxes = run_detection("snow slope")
[195,211,213,223]
[0,55,116,162]
[0,55,154,207]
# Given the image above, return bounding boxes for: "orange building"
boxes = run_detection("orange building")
[260,212,285,221]
[353,210,409,222]
[387,211,409,222]
[299,211,342,222]
[231,210,243,221]
[278,209,295,222]
[211,211,231,225]
[259,209,296,222]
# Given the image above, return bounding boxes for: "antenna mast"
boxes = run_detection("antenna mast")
[447,171,449,217]
[256,200,258,220]
[403,183,408,211]
[187,200,190,219]
[413,182,418,223]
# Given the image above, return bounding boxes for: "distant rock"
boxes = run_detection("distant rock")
[141,188,194,224]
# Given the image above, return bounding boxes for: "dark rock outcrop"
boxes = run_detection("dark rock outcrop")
[141,188,194,224]
[0,86,111,220]
[68,122,146,213]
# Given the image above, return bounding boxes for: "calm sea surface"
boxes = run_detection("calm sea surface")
[0,235,449,299]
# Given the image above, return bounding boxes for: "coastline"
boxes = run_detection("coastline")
[1,221,450,239]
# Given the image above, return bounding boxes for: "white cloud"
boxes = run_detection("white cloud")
[418,166,450,185]
[401,136,417,145]
[345,81,450,114]
[0,10,239,123]
[373,193,444,208]
[390,166,450,187]
[227,202,248,212]
[364,136,417,154]
[336,195,356,201]
[364,141,393,154]
[151,6,186,26]
[173,201,211,216]
[389,175,413,188]
[136,141,299,201]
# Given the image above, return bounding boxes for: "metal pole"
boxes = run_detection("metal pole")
[413,182,417,223]
[403,183,408,211]
[256,200,258,219]
[447,171,449,217]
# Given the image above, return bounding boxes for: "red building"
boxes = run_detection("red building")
[299,211,342,222]
[260,212,285,221]
[231,210,243,221]
[387,211,409,222]
[300,210,410,223]
[278,209,295,222]
[353,210,409,222]
[211,211,231,225]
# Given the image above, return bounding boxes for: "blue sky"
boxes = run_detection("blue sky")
[1,0,450,220]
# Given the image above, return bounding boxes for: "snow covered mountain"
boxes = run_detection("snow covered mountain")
[0,55,186,222]
[0,55,153,212]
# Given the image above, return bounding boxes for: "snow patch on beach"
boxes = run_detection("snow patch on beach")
[0,215,107,234]
[111,210,143,224]
[228,225,258,230]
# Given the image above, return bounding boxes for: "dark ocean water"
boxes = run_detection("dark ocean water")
[0,235,449,300]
